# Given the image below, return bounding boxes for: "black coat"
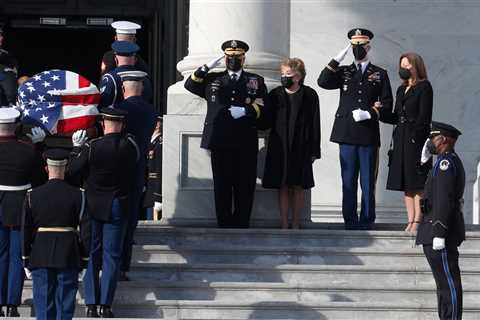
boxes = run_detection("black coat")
[21,179,91,269]
[0,64,17,107]
[318,60,393,146]
[261,85,320,189]
[416,152,465,247]
[67,133,139,222]
[382,80,433,191]
[143,134,162,208]
[184,69,267,153]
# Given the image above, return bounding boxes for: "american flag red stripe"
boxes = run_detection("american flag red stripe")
[61,94,101,105]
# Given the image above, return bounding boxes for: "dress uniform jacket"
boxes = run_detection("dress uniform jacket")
[68,133,139,222]
[184,70,267,153]
[416,152,465,247]
[382,80,433,191]
[317,59,393,146]
[98,65,153,109]
[143,133,162,208]
[21,179,90,269]
[0,64,17,107]
[0,137,46,226]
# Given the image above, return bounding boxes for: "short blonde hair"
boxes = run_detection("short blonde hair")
[280,58,306,84]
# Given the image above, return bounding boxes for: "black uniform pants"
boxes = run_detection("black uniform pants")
[423,245,463,320]
[210,150,257,228]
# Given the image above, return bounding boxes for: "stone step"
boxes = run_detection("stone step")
[134,225,480,251]
[127,263,480,285]
[14,300,480,319]
[131,244,480,267]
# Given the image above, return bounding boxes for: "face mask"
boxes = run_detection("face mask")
[399,67,411,80]
[226,56,243,72]
[281,76,295,88]
[352,45,367,60]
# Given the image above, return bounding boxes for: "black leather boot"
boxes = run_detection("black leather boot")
[99,305,115,318]
[86,305,99,318]
[6,305,20,317]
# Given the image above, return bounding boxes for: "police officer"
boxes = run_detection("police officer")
[416,121,465,320]
[143,115,163,221]
[184,40,267,228]
[0,108,46,317]
[21,149,91,320]
[0,24,18,107]
[317,28,393,230]
[98,41,152,110]
[114,71,156,280]
[100,21,149,76]
[68,109,139,318]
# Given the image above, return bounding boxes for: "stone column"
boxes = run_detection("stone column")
[162,0,312,227]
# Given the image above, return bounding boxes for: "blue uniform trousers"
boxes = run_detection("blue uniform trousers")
[83,199,126,306]
[0,221,24,306]
[339,144,378,228]
[31,268,78,320]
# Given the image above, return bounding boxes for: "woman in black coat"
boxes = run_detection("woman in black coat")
[381,52,433,233]
[261,58,321,229]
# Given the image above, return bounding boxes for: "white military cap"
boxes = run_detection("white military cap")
[111,21,141,34]
[0,107,20,123]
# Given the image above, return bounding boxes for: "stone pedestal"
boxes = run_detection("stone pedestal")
[162,0,312,227]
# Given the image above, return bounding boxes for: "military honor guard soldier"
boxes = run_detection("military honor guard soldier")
[143,115,163,221]
[317,28,393,230]
[21,149,91,320]
[0,108,46,317]
[101,21,149,76]
[98,41,152,110]
[416,122,465,320]
[68,109,139,318]
[184,40,267,228]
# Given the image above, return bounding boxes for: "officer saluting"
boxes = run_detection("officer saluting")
[416,121,465,320]
[98,41,153,109]
[318,28,393,230]
[68,108,139,318]
[0,108,46,317]
[100,21,149,76]
[21,149,91,320]
[184,40,267,228]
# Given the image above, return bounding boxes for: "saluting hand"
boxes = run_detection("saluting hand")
[334,44,352,63]
[420,139,432,164]
[206,55,225,70]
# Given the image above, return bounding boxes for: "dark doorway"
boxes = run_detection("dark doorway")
[7,23,149,86]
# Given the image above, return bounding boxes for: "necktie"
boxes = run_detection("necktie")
[357,63,363,75]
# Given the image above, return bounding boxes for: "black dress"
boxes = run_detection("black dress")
[382,80,433,191]
[261,85,321,189]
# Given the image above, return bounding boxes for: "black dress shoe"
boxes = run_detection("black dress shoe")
[86,305,99,318]
[118,271,129,281]
[6,305,20,317]
[100,305,115,318]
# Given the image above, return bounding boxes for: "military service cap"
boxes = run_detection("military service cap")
[44,148,70,167]
[221,40,249,56]
[111,21,141,35]
[100,108,128,121]
[348,28,374,45]
[111,41,140,57]
[430,121,462,139]
[0,107,20,123]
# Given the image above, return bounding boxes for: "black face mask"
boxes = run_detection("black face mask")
[280,76,295,88]
[226,56,243,72]
[352,45,367,60]
[399,67,411,80]
[426,138,439,155]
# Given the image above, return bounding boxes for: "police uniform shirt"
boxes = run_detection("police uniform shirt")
[67,133,139,222]
[184,68,267,152]
[317,59,393,146]
[416,152,466,247]
[21,179,90,269]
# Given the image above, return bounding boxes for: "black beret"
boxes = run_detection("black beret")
[430,121,462,139]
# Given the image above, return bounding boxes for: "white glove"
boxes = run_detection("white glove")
[432,237,446,251]
[72,130,87,147]
[154,202,162,212]
[421,139,432,164]
[26,127,46,144]
[206,55,225,70]
[79,269,86,281]
[334,44,352,63]
[24,267,32,280]
[229,106,246,119]
[352,109,371,122]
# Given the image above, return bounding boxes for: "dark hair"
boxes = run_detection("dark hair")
[399,52,428,86]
